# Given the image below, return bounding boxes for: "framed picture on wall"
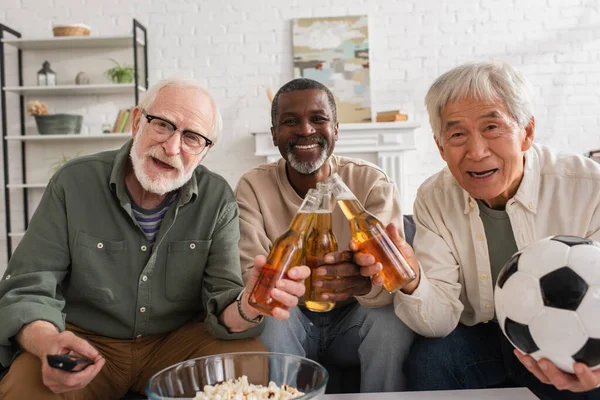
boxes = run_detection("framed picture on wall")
[292,15,372,123]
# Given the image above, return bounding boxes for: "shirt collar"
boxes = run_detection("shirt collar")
[511,144,539,214]
[462,145,540,214]
[109,139,198,207]
[109,140,133,207]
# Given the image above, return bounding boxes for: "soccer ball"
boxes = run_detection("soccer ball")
[494,235,600,373]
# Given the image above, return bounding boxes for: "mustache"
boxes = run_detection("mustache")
[287,136,326,153]
[145,145,184,171]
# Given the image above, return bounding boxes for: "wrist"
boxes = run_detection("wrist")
[401,271,421,295]
[16,320,59,357]
[241,290,261,320]
[236,289,263,324]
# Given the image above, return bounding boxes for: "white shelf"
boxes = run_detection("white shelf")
[5,133,131,141]
[339,121,421,131]
[6,183,47,189]
[8,232,25,238]
[1,35,145,50]
[3,84,146,96]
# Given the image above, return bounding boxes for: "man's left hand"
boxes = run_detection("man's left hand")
[243,255,310,320]
[515,350,600,392]
[312,250,372,301]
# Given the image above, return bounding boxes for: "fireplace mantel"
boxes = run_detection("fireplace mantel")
[252,121,419,208]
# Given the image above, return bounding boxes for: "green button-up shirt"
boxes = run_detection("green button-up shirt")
[0,141,263,368]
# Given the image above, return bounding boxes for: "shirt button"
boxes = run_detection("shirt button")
[190,243,196,250]
[485,304,493,309]
[5,274,10,280]
[469,200,475,208]
[140,307,146,313]
[141,245,147,252]
[97,242,104,249]
[142,276,148,282]
[136,334,143,338]
[528,202,534,210]
[476,234,484,241]
[480,273,488,280]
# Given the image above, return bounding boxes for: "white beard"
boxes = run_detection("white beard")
[129,134,196,195]
[287,143,329,175]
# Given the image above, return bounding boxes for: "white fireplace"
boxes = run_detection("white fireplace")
[252,121,419,208]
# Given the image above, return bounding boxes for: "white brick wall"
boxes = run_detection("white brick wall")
[1,0,599,273]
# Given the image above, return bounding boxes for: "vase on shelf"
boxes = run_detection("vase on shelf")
[34,114,83,135]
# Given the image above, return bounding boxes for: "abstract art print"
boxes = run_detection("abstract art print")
[292,15,372,123]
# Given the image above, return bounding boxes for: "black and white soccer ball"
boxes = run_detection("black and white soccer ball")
[495,235,600,373]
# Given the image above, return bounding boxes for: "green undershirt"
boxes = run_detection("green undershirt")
[477,200,519,286]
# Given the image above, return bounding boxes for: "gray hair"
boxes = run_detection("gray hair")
[425,61,534,141]
[271,78,337,127]
[139,78,223,144]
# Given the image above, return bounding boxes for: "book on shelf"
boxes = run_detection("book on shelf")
[110,108,133,133]
[375,110,408,122]
[117,109,130,133]
[111,109,126,133]
[122,111,133,133]
[586,149,600,164]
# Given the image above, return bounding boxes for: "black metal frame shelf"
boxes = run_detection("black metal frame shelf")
[0,19,149,261]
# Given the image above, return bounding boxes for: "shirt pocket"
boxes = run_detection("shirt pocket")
[69,231,126,304]
[165,239,211,302]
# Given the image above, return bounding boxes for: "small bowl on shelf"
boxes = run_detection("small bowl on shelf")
[146,352,328,399]
[52,24,91,37]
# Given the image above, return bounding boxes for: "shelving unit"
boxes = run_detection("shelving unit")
[0,19,149,261]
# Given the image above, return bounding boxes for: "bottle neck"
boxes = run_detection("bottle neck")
[337,197,366,220]
[289,211,314,233]
[313,212,333,231]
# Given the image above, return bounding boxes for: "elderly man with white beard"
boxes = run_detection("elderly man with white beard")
[235,78,415,393]
[0,79,310,400]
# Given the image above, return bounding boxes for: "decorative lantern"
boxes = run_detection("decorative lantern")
[37,61,56,86]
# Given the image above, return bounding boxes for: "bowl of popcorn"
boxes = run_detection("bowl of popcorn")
[146,352,328,399]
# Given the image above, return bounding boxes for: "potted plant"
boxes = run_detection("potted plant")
[27,100,83,135]
[105,58,135,84]
[51,153,81,175]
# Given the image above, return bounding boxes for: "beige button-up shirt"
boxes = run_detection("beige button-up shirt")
[394,144,600,337]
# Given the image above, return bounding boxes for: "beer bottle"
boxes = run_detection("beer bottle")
[305,183,337,312]
[326,173,416,293]
[248,189,319,316]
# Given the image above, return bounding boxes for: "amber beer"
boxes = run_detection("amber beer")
[248,191,318,316]
[305,253,336,312]
[328,174,416,293]
[305,185,337,312]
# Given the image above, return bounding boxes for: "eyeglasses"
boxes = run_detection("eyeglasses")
[142,110,213,155]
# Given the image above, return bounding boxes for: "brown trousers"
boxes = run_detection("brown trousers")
[0,321,266,400]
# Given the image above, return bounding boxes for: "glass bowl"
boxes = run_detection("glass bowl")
[146,352,328,399]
